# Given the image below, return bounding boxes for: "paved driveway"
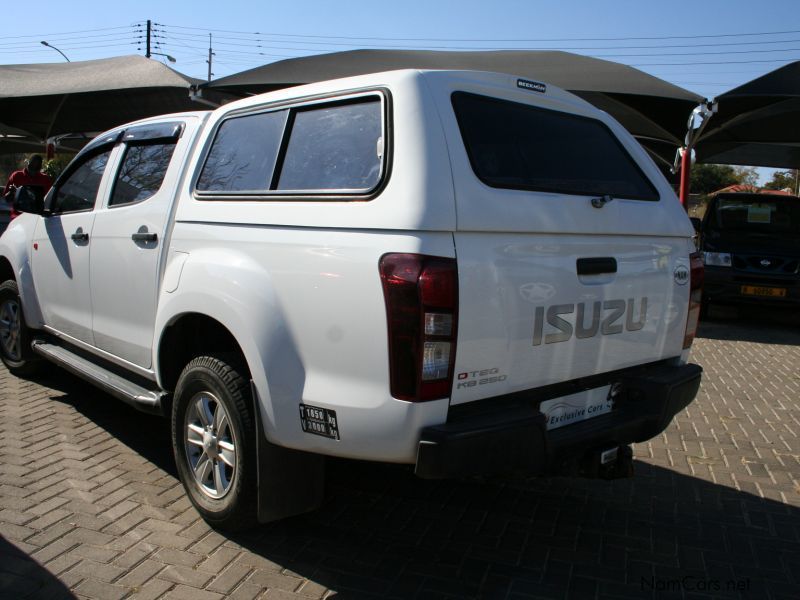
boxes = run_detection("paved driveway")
[1,308,799,599]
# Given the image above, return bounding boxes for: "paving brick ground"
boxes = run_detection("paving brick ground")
[1,306,799,599]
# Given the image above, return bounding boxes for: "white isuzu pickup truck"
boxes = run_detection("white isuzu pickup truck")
[0,70,702,530]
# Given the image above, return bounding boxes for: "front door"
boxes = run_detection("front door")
[32,148,114,345]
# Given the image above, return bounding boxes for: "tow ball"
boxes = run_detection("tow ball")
[558,444,635,480]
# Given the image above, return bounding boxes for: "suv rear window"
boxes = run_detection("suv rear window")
[452,92,659,201]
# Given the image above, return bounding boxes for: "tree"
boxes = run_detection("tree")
[43,155,73,181]
[0,154,25,185]
[733,166,759,188]
[689,163,765,195]
[763,169,799,193]
[690,163,739,195]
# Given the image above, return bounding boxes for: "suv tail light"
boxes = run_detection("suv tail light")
[683,252,704,349]
[379,253,458,401]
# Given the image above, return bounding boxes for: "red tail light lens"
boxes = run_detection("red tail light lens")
[379,253,458,401]
[683,252,704,349]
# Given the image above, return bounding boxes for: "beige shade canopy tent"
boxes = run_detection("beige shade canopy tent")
[0,55,210,146]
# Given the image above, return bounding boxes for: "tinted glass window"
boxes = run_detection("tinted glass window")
[708,196,800,234]
[277,99,382,191]
[110,143,176,207]
[53,150,112,213]
[452,92,658,201]
[197,110,287,192]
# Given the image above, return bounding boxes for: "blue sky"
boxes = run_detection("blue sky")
[3,0,797,180]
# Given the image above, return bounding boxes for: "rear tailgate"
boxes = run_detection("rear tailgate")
[450,232,690,405]
[421,71,695,406]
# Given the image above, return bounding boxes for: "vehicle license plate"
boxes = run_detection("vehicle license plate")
[741,285,786,298]
[539,385,615,431]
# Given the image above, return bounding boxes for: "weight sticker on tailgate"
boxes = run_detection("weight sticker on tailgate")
[300,404,340,440]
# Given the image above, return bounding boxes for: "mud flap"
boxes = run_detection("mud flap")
[251,383,325,523]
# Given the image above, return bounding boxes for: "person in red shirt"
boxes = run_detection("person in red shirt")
[3,155,53,219]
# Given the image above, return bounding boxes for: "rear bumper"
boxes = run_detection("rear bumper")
[415,362,701,479]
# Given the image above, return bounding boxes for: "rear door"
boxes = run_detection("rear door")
[425,73,694,405]
[89,119,197,368]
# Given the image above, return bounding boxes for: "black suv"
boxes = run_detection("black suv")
[0,197,10,236]
[696,192,800,314]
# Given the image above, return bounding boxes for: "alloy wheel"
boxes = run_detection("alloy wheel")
[184,391,237,499]
[0,297,22,362]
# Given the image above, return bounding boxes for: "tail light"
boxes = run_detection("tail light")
[379,253,458,401]
[683,252,704,349]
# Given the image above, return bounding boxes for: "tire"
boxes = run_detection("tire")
[172,354,258,531]
[0,280,40,376]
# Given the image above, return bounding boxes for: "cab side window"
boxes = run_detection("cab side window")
[109,142,176,207]
[52,150,112,214]
[197,110,287,192]
[277,100,383,191]
[195,94,385,198]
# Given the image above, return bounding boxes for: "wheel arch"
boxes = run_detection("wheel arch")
[0,216,45,327]
[158,312,249,395]
[153,249,303,443]
[0,256,13,284]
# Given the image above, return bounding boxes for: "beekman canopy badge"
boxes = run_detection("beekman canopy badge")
[674,265,689,285]
[517,79,547,94]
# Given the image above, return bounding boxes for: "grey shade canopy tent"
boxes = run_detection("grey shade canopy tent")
[0,55,208,143]
[695,61,800,169]
[0,123,51,153]
[205,49,704,168]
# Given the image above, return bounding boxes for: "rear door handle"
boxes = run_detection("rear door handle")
[71,231,89,242]
[577,257,617,275]
[131,232,157,242]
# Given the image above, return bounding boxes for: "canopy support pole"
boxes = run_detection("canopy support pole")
[674,102,717,209]
[44,94,70,141]
[679,147,692,207]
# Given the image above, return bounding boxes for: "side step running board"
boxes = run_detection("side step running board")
[31,340,165,415]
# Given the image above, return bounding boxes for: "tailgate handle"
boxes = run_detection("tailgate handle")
[577,257,617,275]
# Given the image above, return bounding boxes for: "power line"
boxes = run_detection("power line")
[0,43,138,55]
[594,47,800,59]
[156,32,800,60]
[156,23,800,43]
[0,41,137,50]
[156,38,800,66]
[0,32,139,48]
[162,32,800,52]
[631,57,799,66]
[2,24,139,40]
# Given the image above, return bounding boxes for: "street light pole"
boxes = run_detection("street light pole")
[150,52,177,63]
[40,41,70,62]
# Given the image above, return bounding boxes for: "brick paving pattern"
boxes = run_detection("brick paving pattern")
[1,306,799,599]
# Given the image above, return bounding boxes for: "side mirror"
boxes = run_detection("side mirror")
[689,217,702,232]
[12,185,45,215]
